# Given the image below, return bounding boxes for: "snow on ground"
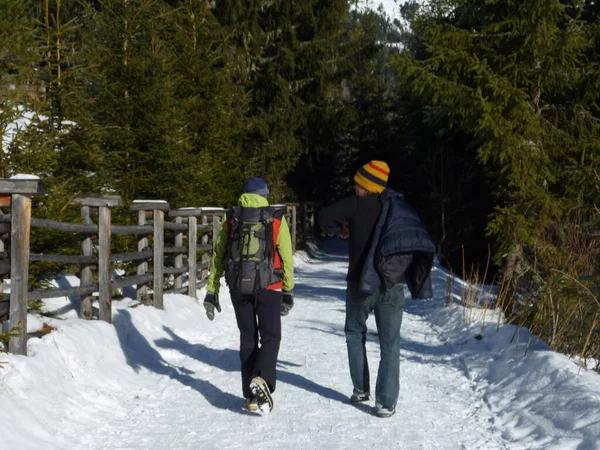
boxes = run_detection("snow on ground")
[1,239,600,449]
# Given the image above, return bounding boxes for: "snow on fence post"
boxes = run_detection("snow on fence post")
[0,178,45,356]
[74,195,123,323]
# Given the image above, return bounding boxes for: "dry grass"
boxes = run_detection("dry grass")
[499,215,600,366]
[39,322,56,336]
[459,245,502,330]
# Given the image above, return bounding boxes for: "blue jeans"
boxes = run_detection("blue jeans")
[345,281,405,409]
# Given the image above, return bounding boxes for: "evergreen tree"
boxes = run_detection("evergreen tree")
[75,0,185,205]
[8,0,105,201]
[214,0,372,200]
[73,0,249,208]
[169,0,250,207]
[4,0,108,281]
[294,9,408,202]
[394,0,600,355]
[0,0,38,178]
[396,0,600,258]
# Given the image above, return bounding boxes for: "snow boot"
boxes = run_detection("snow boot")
[350,391,370,403]
[375,403,396,418]
[250,376,273,413]
[245,396,258,412]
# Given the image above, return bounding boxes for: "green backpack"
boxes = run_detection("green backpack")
[224,206,284,295]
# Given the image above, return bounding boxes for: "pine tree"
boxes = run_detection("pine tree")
[74,0,185,205]
[168,0,251,207]
[0,0,39,178]
[395,0,600,256]
[290,8,407,203]
[72,0,250,209]
[214,0,372,200]
[5,0,108,281]
[8,0,106,200]
[5,0,110,215]
[393,0,600,355]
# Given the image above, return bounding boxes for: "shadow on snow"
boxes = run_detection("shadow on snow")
[110,321,350,406]
[114,309,253,415]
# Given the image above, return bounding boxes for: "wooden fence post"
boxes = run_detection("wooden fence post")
[169,208,224,299]
[200,215,209,283]
[98,205,112,322]
[300,201,322,246]
[9,194,32,354]
[0,179,44,356]
[130,201,169,309]
[136,210,149,302]
[153,208,165,309]
[188,215,198,299]
[74,195,122,323]
[0,207,7,305]
[174,216,183,292]
[168,208,202,299]
[212,215,221,252]
[290,204,297,253]
[301,202,308,246]
[80,206,94,319]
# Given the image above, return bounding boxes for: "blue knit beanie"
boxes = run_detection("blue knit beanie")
[243,177,270,196]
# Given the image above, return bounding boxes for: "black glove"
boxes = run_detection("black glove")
[281,291,294,316]
[203,292,221,321]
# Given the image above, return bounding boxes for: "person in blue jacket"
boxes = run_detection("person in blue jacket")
[318,160,435,418]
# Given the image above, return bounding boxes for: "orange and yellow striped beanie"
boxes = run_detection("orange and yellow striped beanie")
[354,160,389,194]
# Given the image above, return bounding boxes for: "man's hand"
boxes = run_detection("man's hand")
[203,292,221,321]
[340,222,350,239]
[281,291,294,316]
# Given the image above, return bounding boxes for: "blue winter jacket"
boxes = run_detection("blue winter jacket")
[359,189,435,299]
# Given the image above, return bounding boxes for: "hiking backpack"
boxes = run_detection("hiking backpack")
[224,206,284,295]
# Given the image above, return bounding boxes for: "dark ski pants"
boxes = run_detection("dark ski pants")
[345,281,405,410]
[231,289,282,399]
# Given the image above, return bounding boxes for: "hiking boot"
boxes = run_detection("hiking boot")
[250,376,273,413]
[375,403,396,418]
[245,396,258,412]
[350,392,370,403]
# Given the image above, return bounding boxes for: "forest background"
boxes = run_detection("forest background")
[1,0,600,363]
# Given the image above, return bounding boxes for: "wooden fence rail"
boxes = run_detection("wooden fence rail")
[0,179,315,356]
[0,182,228,355]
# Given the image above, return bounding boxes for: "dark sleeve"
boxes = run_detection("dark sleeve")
[318,196,357,235]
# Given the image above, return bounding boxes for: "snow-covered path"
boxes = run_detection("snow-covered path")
[2,240,600,449]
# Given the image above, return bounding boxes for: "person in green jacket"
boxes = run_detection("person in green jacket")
[203,177,294,413]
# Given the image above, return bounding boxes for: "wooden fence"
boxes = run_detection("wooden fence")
[0,179,316,356]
